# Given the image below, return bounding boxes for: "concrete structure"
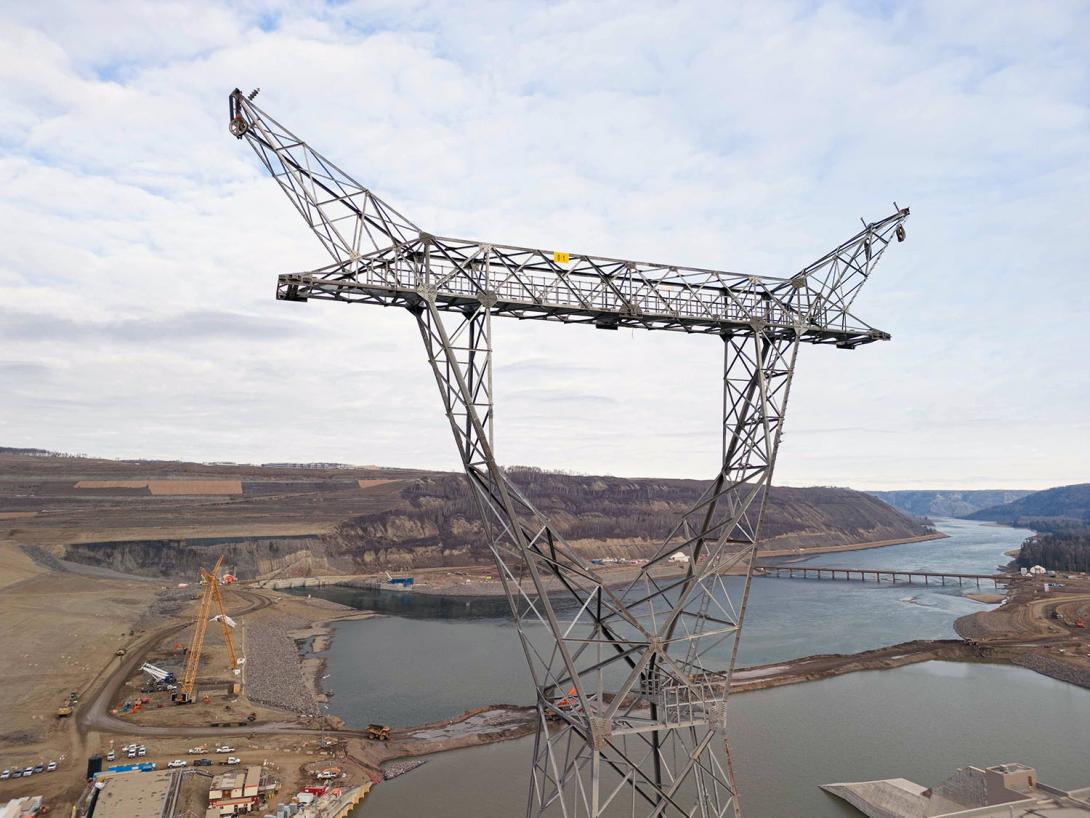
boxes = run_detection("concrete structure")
[1029,564,1047,575]
[269,784,371,818]
[823,763,1090,817]
[90,769,180,818]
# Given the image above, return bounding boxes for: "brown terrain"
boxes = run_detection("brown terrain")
[0,451,935,581]
[8,559,1090,816]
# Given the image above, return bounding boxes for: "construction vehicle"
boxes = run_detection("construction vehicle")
[115,648,127,656]
[140,662,177,687]
[1076,618,1087,629]
[56,688,80,717]
[366,724,390,741]
[173,555,245,704]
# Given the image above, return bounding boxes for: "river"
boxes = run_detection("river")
[304,518,1029,727]
[285,518,1083,817]
[355,662,1090,817]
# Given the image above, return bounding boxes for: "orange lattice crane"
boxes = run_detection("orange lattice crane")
[173,555,243,704]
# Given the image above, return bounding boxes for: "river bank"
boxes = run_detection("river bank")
[290,610,383,712]
[259,518,1090,804]
[265,530,949,599]
[354,661,1090,818]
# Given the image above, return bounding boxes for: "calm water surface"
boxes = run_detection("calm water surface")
[291,517,1084,817]
[354,662,1090,817]
[304,519,1030,727]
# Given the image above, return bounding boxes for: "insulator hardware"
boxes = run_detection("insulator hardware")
[228,88,250,138]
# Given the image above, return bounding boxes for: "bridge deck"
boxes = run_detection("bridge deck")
[754,564,1008,588]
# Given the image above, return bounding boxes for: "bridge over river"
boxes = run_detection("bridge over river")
[754,564,1010,589]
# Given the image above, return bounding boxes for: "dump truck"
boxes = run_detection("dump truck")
[366,724,391,741]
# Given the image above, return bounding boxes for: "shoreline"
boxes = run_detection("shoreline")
[251,554,1090,807]
[256,531,949,599]
[268,525,1090,804]
[757,530,947,560]
[289,609,383,719]
[319,638,1001,783]
[340,530,952,600]
[267,529,956,729]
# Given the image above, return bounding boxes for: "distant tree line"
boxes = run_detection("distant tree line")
[1017,525,1090,572]
[0,446,85,457]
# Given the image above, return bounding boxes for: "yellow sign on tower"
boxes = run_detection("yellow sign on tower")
[552,251,570,264]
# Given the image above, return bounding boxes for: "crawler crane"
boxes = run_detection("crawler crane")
[173,556,244,704]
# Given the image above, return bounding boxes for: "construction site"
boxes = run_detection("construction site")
[7,476,1090,818]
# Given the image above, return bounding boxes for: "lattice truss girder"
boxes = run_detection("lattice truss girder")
[229,88,908,818]
[227,94,905,347]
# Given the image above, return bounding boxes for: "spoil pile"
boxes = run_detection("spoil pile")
[244,610,316,713]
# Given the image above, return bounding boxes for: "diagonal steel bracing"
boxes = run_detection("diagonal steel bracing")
[229,88,909,817]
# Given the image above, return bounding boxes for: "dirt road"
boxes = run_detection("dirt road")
[77,590,273,737]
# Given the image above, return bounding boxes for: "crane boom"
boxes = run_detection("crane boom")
[175,556,222,703]
[174,555,242,703]
[210,577,239,671]
[229,89,907,349]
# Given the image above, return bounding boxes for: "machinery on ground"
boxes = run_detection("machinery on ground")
[365,724,391,741]
[139,662,177,687]
[56,690,79,718]
[173,555,244,704]
[229,88,908,818]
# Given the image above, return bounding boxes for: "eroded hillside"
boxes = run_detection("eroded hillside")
[0,453,933,578]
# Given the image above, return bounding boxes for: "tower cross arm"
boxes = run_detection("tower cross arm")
[275,206,905,348]
[229,89,905,347]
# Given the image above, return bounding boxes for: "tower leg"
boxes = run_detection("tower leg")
[413,295,800,817]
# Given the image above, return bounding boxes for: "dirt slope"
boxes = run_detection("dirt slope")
[1,453,931,578]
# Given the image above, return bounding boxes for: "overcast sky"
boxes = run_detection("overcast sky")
[2,1,1088,490]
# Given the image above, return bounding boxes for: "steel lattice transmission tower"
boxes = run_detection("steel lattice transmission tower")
[229,89,908,818]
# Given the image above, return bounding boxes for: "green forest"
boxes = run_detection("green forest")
[1017,522,1090,572]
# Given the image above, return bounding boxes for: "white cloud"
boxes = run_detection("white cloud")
[0,1,1087,489]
